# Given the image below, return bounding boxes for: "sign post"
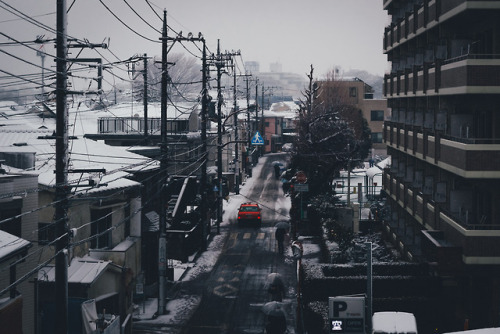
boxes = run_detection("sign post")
[328,296,365,333]
[296,171,307,184]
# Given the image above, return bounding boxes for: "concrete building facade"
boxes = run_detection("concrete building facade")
[382,0,500,329]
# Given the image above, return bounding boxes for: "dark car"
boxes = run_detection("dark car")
[237,202,262,226]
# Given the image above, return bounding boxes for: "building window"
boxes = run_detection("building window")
[0,207,22,238]
[371,110,385,121]
[265,122,270,127]
[91,208,112,249]
[349,87,357,97]
[38,222,56,245]
[371,132,383,143]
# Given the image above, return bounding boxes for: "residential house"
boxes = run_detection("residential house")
[0,101,153,333]
[262,101,299,153]
[0,165,37,334]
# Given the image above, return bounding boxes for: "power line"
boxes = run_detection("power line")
[98,0,160,44]
[123,0,161,34]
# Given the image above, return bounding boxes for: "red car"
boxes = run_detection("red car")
[237,203,262,226]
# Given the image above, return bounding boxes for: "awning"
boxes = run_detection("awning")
[366,167,383,179]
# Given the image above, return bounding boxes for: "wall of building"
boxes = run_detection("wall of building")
[0,173,39,334]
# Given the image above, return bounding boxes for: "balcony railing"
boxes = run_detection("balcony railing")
[384,169,500,231]
[97,117,189,134]
[384,55,500,98]
[383,0,500,52]
[441,134,500,145]
[384,122,500,174]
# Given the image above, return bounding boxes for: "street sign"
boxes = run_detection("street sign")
[251,131,264,145]
[328,296,365,333]
[296,171,307,184]
[294,184,309,192]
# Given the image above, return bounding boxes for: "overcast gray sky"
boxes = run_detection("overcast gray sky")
[0,0,389,94]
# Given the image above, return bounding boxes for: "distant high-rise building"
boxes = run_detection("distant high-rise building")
[382,0,500,329]
[269,62,282,73]
[244,61,260,74]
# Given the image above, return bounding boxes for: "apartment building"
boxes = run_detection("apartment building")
[382,0,500,328]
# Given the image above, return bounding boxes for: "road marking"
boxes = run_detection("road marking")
[213,283,238,297]
[257,232,265,239]
[226,232,239,249]
[243,232,251,239]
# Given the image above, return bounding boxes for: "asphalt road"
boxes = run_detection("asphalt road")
[180,153,297,334]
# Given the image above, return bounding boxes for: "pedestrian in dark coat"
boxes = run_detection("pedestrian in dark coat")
[267,273,285,302]
[265,313,287,334]
[274,164,281,179]
[275,227,286,254]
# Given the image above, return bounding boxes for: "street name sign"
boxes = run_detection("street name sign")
[294,184,309,192]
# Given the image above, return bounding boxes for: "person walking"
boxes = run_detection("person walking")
[275,226,287,254]
[265,313,287,334]
[274,163,281,180]
[267,273,285,302]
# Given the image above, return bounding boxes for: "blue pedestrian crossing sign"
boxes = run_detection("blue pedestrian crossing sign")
[251,131,264,145]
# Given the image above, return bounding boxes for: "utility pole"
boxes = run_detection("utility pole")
[254,80,259,161]
[261,85,265,156]
[36,45,46,101]
[159,26,207,258]
[232,58,239,194]
[347,143,351,206]
[143,53,149,141]
[157,10,168,316]
[210,43,236,231]
[225,53,242,194]
[53,13,108,332]
[366,242,373,334]
[244,74,252,176]
[200,38,208,251]
[259,85,279,155]
[216,40,223,234]
[55,1,69,334]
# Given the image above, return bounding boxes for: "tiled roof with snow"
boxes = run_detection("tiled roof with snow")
[0,101,160,192]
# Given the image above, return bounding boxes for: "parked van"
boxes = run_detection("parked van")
[372,311,418,334]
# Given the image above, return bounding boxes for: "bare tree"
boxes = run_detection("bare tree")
[292,65,355,193]
[133,53,201,103]
[315,69,372,163]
